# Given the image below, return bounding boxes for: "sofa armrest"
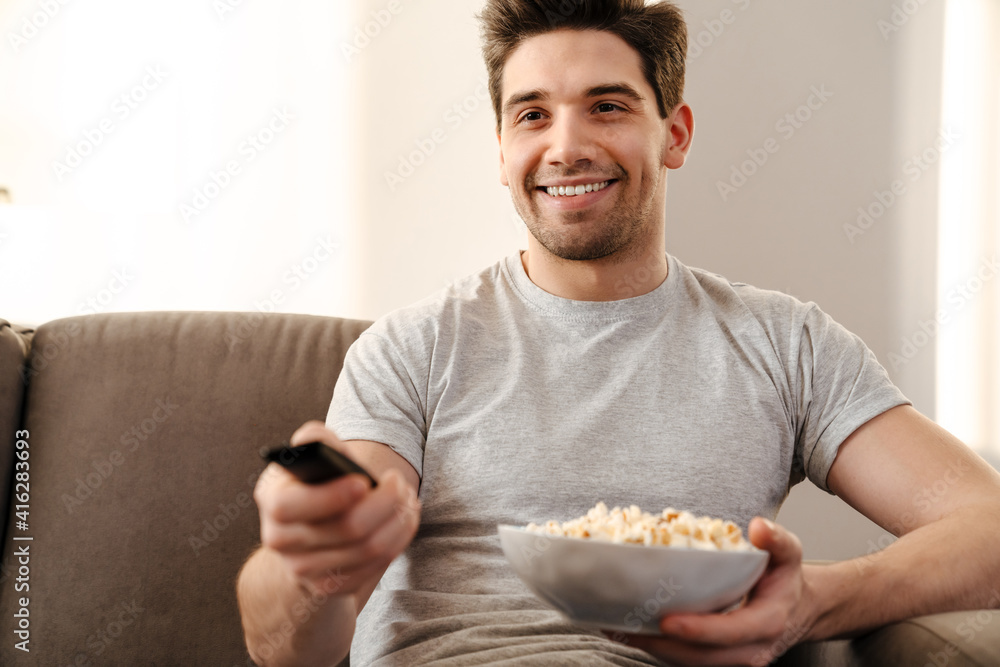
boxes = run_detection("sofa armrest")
[0,312,371,666]
[856,609,1000,666]
[775,609,1000,666]
[767,560,998,666]
[0,319,33,559]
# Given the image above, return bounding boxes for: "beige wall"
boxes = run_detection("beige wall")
[349,0,948,559]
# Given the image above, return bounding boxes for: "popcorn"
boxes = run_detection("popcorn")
[525,502,753,551]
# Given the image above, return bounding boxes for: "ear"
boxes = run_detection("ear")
[498,132,509,186]
[662,103,694,170]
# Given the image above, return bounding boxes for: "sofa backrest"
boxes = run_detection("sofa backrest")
[0,312,370,665]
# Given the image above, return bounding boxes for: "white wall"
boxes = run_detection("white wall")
[351,0,525,313]
[0,0,360,324]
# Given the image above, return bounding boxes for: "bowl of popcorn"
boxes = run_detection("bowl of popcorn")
[498,502,769,635]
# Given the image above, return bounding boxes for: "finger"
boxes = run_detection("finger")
[658,605,789,647]
[295,526,422,597]
[265,469,417,553]
[289,420,344,449]
[748,517,802,568]
[280,479,420,581]
[328,469,416,545]
[336,487,421,565]
[656,520,804,646]
[276,515,410,589]
[259,465,370,524]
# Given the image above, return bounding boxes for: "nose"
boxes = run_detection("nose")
[545,111,596,168]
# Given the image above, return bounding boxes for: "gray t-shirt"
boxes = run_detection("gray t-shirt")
[328,252,909,666]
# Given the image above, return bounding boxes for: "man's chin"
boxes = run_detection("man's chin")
[519,208,635,262]
[550,247,618,262]
[530,234,623,263]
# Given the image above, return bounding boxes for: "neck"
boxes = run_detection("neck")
[520,241,668,302]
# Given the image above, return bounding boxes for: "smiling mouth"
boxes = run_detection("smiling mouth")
[538,180,615,197]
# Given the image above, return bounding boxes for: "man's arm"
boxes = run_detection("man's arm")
[810,404,1000,635]
[613,404,1000,665]
[237,421,421,667]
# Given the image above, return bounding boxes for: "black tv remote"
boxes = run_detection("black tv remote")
[260,441,376,487]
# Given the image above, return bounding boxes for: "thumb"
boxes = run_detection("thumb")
[749,517,802,567]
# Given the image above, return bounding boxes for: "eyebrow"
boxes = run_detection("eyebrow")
[501,82,647,119]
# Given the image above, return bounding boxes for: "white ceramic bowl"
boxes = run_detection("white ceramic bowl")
[498,524,769,635]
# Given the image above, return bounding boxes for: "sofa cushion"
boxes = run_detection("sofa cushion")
[0,312,369,665]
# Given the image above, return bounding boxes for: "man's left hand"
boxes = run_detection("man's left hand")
[608,518,819,666]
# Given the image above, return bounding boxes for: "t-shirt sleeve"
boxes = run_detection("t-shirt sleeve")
[326,330,427,480]
[794,304,911,493]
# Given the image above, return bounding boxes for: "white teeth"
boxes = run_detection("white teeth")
[545,180,610,197]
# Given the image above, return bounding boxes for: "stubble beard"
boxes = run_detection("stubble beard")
[514,166,661,264]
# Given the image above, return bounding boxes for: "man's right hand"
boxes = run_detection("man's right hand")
[253,421,422,601]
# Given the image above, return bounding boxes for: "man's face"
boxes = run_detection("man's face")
[498,29,681,263]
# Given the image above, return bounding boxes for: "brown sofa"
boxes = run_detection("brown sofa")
[0,312,997,666]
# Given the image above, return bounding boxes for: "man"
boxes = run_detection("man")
[237,1,1000,665]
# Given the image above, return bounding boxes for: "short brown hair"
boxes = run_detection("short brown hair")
[479,0,687,134]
